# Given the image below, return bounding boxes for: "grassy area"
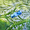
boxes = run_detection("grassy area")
[0,0,30,30]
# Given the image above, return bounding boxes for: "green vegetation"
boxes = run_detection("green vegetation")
[0,0,30,30]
